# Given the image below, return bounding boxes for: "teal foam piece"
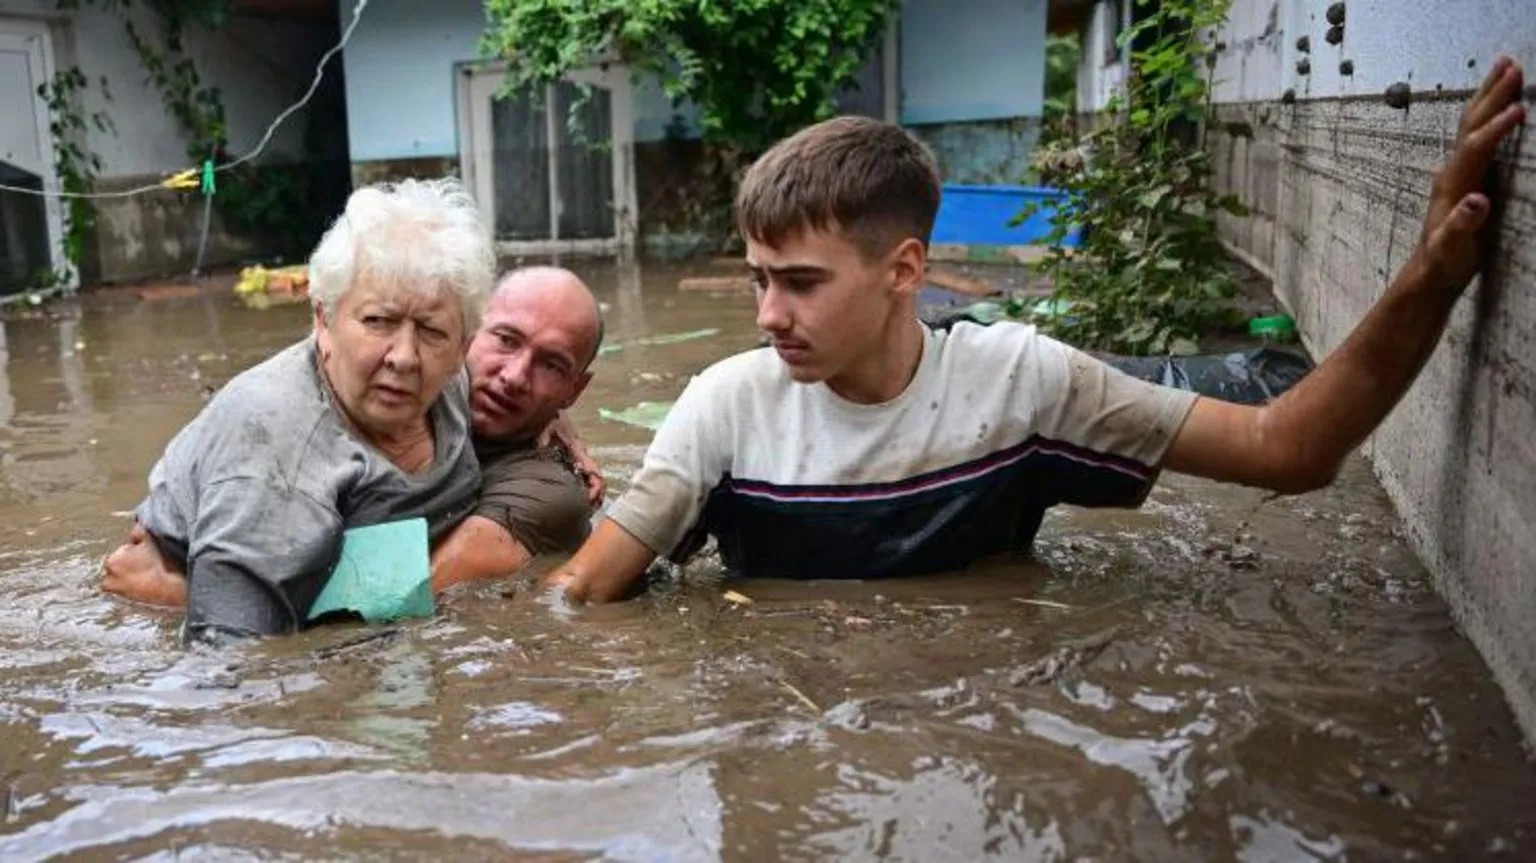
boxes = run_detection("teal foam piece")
[307,517,434,624]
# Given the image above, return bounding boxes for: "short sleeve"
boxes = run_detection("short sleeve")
[183,478,343,643]
[1026,334,1198,506]
[604,371,731,557]
[473,451,592,555]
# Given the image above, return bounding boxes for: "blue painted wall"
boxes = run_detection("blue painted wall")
[340,0,484,161]
[340,0,1049,161]
[899,0,1046,124]
[340,0,694,161]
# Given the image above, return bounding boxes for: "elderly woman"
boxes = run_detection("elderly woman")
[102,178,493,643]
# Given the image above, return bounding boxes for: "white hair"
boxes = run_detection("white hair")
[308,177,495,335]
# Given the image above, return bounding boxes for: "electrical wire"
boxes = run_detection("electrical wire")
[0,0,369,200]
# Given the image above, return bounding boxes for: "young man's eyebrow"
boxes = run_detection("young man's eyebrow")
[750,264,833,278]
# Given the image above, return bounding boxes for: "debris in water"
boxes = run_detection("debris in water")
[597,400,675,431]
[1223,545,1261,569]
[1325,2,1346,25]
[1009,637,1110,686]
[678,276,751,294]
[1384,82,1413,110]
[598,328,720,356]
[780,679,821,713]
[722,589,754,606]
[1011,597,1074,610]
[235,264,309,309]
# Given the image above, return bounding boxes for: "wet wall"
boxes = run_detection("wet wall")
[1203,0,1536,744]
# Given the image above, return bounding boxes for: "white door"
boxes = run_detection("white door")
[0,19,67,293]
[458,63,636,257]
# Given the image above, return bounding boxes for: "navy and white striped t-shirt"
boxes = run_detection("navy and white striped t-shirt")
[605,321,1198,579]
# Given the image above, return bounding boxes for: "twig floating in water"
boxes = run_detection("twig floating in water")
[780,679,821,713]
[1011,598,1075,610]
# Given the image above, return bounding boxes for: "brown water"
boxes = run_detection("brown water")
[1,261,1533,861]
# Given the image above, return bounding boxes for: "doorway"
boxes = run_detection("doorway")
[0,19,67,296]
[457,63,637,257]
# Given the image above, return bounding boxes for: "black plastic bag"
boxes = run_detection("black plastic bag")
[1100,349,1312,405]
[917,301,1312,405]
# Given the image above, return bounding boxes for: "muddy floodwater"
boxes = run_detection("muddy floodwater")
[1,261,1533,860]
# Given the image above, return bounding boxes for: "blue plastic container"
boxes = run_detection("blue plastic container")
[931,184,1082,248]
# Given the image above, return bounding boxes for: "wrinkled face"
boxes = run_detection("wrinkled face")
[466,290,594,441]
[313,280,466,441]
[748,227,903,387]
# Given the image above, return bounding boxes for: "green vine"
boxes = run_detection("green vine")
[483,0,899,156]
[35,67,114,276]
[55,0,317,260]
[1023,0,1248,356]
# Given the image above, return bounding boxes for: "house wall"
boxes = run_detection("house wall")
[901,0,1048,184]
[1199,0,1536,744]
[1075,0,1126,113]
[339,0,692,184]
[0,0,336,282]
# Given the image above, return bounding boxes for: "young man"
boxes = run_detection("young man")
[545,57,1526,603]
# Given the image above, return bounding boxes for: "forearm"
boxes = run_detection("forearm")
[430,515,533,594]
[542,518,657,603]
[184,555,299,643]
[1259,250,1458,478]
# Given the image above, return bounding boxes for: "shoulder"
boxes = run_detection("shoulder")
[666,346,785,429]
[476,449,591,554]
[181,339,332,469]
[207,339,325,420]
[935,320,1049,362]
[690,346,786,394]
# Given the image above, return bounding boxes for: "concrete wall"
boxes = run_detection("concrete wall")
[1203,0,1536,744]
[899,0,1047,184]
[0,0,338,281]
[899,0,1046,124]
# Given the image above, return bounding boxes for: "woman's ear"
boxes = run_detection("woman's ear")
[312,304,332,360]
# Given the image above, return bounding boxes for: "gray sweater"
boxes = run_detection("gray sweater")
[136,338,479,642]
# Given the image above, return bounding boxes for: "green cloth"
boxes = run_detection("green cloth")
[307,518,434,624]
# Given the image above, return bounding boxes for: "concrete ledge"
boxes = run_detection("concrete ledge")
[928,244,1065,265]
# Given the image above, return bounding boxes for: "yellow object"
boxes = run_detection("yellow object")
[162,168,201,190]
[722,589,754,606]
[235,264,310,308]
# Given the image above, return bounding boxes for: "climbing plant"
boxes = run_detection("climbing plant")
[51,0,317,258]
[482,0,898,156]
[35,66,114,274]
[1024,0,1248,356]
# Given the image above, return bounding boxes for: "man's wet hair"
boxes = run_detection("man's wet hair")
[735,116,942,259]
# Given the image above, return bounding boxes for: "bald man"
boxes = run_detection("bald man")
[104,266,606,605]
[430,267,605,592]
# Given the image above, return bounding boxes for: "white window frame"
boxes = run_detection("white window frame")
[456,61,637,257]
